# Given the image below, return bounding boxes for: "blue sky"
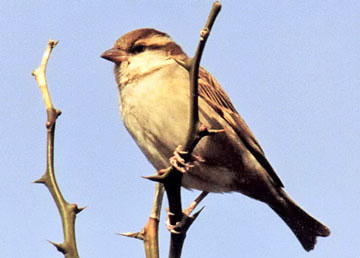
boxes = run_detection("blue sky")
[2,1,359,257]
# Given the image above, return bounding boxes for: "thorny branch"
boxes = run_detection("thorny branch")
[165,2,222,257]
[32,39,84,258]
[120,183,164,258]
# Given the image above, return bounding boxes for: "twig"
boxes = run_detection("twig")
[32,40,57,110]
[32,39,83,258]
[120,183,164,258]
[183,191,208,216]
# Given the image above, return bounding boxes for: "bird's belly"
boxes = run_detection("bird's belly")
[123,111,243,193]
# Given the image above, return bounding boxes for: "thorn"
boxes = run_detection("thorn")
[32,178,45,184]
[55,109,62,117]
[118,232,144,241]
[142,174,165,183]
[71,203,86,214]
[32,173,47,184]
[142,167,172,182]
[48,240,66,254]
[76,205,87,214]
[49,39,59,48]
[191,206,205,220]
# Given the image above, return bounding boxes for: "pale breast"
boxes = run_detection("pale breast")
[119,61,191,169]
[117,60,268,193]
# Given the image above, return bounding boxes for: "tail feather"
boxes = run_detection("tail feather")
[269,190,330,251]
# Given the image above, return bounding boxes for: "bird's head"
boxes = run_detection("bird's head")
[101,28,186,65]
[101,28,187,85]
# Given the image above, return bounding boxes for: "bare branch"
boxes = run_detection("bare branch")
[120,183,164,258]
[165,2,222,258]
[32,39,58,110]
[183,191,208,216]
[32,39,82,258]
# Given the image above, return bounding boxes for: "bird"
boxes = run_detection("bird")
[101,28,330,251]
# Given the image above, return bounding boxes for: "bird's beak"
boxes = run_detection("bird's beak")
[101,48,128,65]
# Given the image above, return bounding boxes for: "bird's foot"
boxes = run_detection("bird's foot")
[165,208,182,234]
[169,145,205,173]
[169,145,193,173]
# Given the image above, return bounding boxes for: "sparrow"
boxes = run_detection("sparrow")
[101,28,330,251]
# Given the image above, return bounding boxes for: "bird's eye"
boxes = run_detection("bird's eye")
[131,44,145,54]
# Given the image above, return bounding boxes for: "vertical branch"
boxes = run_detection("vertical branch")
[32,39,84,258]
[167,2,222,257]
[184,1,222,151]
[121,183,164,258]
[143,183,164,257]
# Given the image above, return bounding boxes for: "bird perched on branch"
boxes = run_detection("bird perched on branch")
[101,28,330,251]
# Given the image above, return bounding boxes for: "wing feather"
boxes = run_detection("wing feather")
[198,67,284,188]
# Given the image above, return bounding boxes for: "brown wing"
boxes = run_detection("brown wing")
[198,67,284,188]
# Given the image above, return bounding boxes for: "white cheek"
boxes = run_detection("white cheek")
[128,51,172,75]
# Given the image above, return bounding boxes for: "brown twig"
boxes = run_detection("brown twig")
[183,191,208,216]
[32,39,83,258]
[120,183,164,258]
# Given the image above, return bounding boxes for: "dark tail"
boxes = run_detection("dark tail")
[269,190,330,251]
